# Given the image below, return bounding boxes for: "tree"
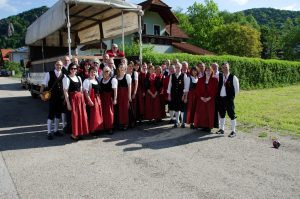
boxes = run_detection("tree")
[211,23,262,57]
[185,0,223,50]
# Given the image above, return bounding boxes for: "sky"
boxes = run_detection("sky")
[0,0,300,20]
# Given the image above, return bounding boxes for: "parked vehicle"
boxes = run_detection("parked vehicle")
[0,69,9,77]
[21,71,30,89]
[25,0,142,99]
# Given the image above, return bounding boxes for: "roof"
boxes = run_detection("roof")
[139,0,178,24]
[1,49,13,60]
[172,42,215,55]
[165,24,189,39]
[26,0,142,45]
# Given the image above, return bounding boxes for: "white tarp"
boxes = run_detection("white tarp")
[25,0,66,45]
[25,0,141,45]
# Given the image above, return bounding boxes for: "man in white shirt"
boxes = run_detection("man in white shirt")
[216,62,240,137]
[40,60,65,140]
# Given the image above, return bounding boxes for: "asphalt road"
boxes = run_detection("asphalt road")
[0,77,299,199]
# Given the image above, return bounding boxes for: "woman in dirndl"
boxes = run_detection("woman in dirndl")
[63,63,89,140]
[186,67,199,129]
[100,66,118,134]
[116,63,132,130]
[83,66,104,134]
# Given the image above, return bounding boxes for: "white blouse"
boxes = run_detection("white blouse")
[82,78,98,92]
[63,75,82,91]
[184,76,198,92]
[117,74,132,85]
[102,77,118,89]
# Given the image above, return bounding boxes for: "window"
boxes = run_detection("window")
[154,25,160,36]
[143,24,147,35]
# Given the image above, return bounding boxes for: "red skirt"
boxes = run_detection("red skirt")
[186,89,197,124]
[70,92,89,136]
[117,87,129,126]
[194,98,215,129]
[136,86,145,118]
[144,93,161,120]
[101,92,114,130]
[89,95,104,132]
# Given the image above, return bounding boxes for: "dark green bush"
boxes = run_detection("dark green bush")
[3,61,22,75]
[142,53,300,89]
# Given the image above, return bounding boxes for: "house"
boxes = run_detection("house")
[0,49,13,67]
[107,0,214,55]
[8,46,28,66]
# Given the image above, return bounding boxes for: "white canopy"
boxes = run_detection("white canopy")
[25,0,141,45]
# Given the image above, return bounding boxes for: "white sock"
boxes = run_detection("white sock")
[54,118,60,132]
[175,111,180,124]
[169,110,174,120]
[47,119,53,134]
[220,118,225,130]
[61,113,66,128]
[231,119,236,132]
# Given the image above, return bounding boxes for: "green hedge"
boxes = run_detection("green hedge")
[142,53,300,89]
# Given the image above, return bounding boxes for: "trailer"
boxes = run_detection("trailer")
[25,0,143,97]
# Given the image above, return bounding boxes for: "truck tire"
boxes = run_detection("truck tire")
[30,89,39,98]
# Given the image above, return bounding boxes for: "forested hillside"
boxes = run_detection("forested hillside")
[242,8,300,29]
[0,6,48,48]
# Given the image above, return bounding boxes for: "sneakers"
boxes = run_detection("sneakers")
[173,123,178,128]
[47,133,53,140]
[228,131,236,138]
[181,123,186,128]
[216,129,224,135]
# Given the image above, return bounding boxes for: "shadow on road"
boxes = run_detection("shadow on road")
[102,120,223,152]
[0,83,23,91]
[0,95,222,152]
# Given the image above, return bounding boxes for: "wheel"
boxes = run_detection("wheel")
[30,89,39,98]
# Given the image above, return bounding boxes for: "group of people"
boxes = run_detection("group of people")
[40,46,239,141]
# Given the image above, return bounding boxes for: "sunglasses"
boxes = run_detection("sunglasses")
[70,68,77,70]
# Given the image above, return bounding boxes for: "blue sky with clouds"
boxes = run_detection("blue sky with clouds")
[0,0,300,19]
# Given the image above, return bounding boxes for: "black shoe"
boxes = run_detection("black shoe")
[54,131,64,137]
[205,128,211,133]
[107,130,114,135]
[47,133,54,140]
[216,129,224,135]
[169,119,175,124]
[173,123,178,128]
[190,124,195,129]
[228,131,236,138]
[70,135,79,141]
[181,123,186,128]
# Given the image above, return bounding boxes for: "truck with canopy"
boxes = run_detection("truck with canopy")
[25,0,143,97]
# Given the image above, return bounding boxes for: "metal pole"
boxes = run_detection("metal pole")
[42,40,45,72]
[122,11,125,55]
[67,3,72,59]
[138,11,143,64]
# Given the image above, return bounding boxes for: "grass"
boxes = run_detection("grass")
[236,84,300,138]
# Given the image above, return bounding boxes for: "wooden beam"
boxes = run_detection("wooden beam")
[71,7,112,28]
[71,5,92,16]
[70,15,99,22]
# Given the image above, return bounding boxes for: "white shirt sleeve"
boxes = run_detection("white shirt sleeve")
[183,77,191,93]
[111,77,118,89]
[42,72,50,87]
[82,79,90,92]
[63,76,70,90]
[78,76,83,92]
[233,76,240,95]
[183,74,190,93]
[167,75,172,94]
[126,74,132,85]
[134,71,138,81]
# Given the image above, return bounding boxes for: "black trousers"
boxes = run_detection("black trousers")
[48,96,64,120]
[218,96,236,120]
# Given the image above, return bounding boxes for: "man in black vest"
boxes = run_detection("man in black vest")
[216,62,240,137]
[40,60,65,140]
[167,62,188,128]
